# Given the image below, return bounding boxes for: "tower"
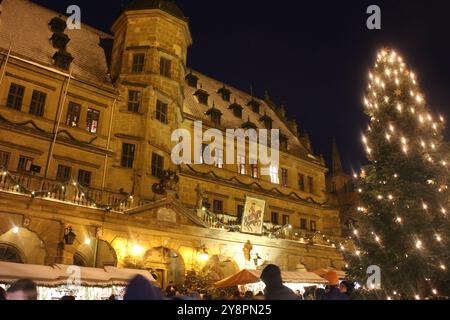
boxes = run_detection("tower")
[107,0,192,199]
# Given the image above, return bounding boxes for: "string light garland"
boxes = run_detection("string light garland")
[344,48,450,300]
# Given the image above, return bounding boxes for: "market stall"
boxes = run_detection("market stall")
[214,269,329,295]
[0,261,156,300]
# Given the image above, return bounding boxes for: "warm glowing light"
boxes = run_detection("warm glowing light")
[416,240,423,249]
[415,295,420,300]
[12,227,19,234]
[131,244,145,256]
[353,230,359,236]
[84,239,92,245]
[396,217,402,223]
[423,203,428,210]
[436,235,442,242]
[199,252,209,262]
[355,250,361,256]
[377,195,383,200]
[440,264,446,271]
[396,104,402,112]
[432,289,438,295]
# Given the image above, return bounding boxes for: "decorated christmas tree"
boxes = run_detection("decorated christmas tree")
[344,48,450,299]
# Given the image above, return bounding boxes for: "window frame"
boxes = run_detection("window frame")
[86,108,100,134]
[271,212,279,225]
[281,168,288,187]
[121,143,136,169]
[160,57,172,78]
[132,53,145,73]
[310,220,317,232]
[0,151,11,169]
[282,214,290,226]
[128,90,142,113]
[17,155,33,172]
[298,173,305,191]
[29,90,47,117]
[56,164,72,182]
[78,169,92,187]
[270,165,279,184]
[6,83,25,111]
[213,199,223,214]
[66,102,81,127]
[151,152,164,178]
[300,218,307,230]
[307,176,314,194]
[156,100,168,124]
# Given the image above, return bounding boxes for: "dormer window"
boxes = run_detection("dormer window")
[53,50,73,70]
[217,86,231,102]
[280,134,288,151]
[50,33,70,49]
[259,113,273,130]
[206,104,222,126]
[194,88,209,105]
[247,99,260,114]
[185,73,199,88]
[228,101,243,119]
[49,16,67,33]
[242,117,257,130]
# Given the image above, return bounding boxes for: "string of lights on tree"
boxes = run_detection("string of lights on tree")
[341,48,450,300]
[0,168,134,212]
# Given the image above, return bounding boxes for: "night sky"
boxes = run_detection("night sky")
[33,0,450,174]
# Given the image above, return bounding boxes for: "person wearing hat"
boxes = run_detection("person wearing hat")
[260,264,299,300]
[321,271,349,300]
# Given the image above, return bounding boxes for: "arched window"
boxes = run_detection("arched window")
[0,244,24,263]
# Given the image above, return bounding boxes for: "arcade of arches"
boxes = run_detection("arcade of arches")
[0,196,344,288]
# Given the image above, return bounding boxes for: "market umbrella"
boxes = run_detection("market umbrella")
[214,269,261,289]
[313,268,347,280]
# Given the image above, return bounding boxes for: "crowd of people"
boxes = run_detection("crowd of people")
[0,264,355,301]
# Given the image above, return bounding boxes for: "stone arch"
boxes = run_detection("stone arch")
[143,247,186,288]
[0,228,46,265]
[72,239,118,268]
[0,242,25,263]
[202,255,240,282]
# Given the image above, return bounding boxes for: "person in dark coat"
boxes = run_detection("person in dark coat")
[321,271,349,301]
[0,287,6,300]
[124,275,164,300]
[6,279,38,300]
[260,264,298,300]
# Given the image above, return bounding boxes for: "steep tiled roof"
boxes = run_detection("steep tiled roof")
[183,71,320,162]
[0,0,113,88]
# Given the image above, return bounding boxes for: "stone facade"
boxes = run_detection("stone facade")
[0,0,345,287]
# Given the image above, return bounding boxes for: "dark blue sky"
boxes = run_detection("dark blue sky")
[34,0,450,174]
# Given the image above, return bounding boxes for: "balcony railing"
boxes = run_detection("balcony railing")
[0,169,148,212]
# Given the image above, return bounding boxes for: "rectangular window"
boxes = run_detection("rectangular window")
[156,100,168,124]
[271,212,279,225]
[215,149,224,169]
[238,155,246,175]
[270,165,279,184]
[308,176,314,194]
[310,220,317,232]
[282,214,290,226]
[78,169,91,187]
[86,108,100,134]
[298,174,305,191]
[211,112,221,126]
[6,83,25,110]
[237,205,244,218]
[300,218,307,230]
[121,143,135,168]
[66,102,81,127]
[132,53,145,73]
[17,156,32,172]
[29,90,46,117]
[213,200,223,213]
[56,164,71,182]
[0,151,11,169]
[250,164,259,179]
[281,168,288,187]
[151,153,164,178]
[160,57,171,78]
[128,90,141,113]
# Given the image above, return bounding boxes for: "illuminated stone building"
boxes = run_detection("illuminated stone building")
[0,0,344,287]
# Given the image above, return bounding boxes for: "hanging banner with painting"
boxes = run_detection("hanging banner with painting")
[241,196,266,235]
